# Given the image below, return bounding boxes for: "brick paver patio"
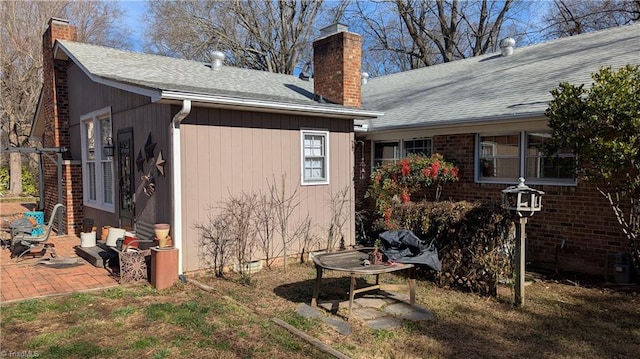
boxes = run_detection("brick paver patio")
[1,235,119,303]
[1,202,119,303]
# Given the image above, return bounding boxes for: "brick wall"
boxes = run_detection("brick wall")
[313,29,362,108]
[355,133,629,276]
[41,18,81,235]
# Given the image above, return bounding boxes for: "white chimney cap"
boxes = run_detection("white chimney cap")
[320,23,349,37]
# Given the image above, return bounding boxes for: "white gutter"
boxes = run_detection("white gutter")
[171,100,191,275]
[159,90,382,120]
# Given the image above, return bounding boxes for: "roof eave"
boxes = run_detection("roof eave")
[54,41,162,101]
[158,90,383,120]
[368,111,547,133]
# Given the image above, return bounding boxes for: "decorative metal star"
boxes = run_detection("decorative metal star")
[136,149,145,173]
[155,151,166,176]
[144,133,156,160]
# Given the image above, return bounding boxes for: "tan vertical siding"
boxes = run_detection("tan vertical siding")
[67,64,172,233]
[181,108,355,272]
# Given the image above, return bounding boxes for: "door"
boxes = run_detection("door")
[118,128,135,230]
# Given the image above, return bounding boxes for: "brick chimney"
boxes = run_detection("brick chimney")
[312,23,362,108]
[42,18,82,235]
[42,17,76,151]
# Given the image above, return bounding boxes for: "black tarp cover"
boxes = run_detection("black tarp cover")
[378,230,441,271]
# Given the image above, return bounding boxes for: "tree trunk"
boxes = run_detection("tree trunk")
[9,151,22,195]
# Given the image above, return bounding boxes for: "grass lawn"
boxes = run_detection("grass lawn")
[1,262,638,358]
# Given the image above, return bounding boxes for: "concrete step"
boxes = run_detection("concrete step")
[76,240,156,268]
[76,241,114,268]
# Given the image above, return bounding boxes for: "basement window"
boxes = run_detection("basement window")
[81,107,115,211]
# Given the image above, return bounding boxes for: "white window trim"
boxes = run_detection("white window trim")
[300,129,330,186]
[475,132,577,187]
[80,107,115,212]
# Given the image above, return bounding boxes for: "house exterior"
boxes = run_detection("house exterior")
[33,16,639,277]
[354,24,640,276]
[32,18,379,273]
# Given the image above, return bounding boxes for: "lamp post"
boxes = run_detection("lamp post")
[502,177,544,307]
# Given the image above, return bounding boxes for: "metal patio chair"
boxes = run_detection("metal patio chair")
[10,204,65,261]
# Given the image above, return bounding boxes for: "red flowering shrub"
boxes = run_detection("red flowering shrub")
[366,153,459,217]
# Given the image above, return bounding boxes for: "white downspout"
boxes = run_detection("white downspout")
[171,100,191,274]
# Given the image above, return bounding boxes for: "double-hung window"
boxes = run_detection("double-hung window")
[81,107,115,211]
[301,130,329,185]
[476,132,575,185]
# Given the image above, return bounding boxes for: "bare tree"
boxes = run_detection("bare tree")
[144,0,328,74]
[292,214,317,263]
[195,207,234,277]
[226,192,258,281]
[349,0,531,74]
[0,1,131,195]
[543,0,640,38]
[268,174,301,271]
[326,186,351,251]
[255,192,278,268]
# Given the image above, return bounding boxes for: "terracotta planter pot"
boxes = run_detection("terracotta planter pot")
[154,223,170,240]
[101,226,111,241]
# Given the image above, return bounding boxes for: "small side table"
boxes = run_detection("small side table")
[110,247,151,284]
[151,247,179,290]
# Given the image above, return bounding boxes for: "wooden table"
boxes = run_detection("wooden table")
[311,247,415,320]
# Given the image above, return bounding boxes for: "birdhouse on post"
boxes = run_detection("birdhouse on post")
[502,177,544,307]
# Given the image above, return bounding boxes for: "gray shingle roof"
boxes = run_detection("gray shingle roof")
[361,23,640,131]
[57,24,638,128]
[57,40,326,108]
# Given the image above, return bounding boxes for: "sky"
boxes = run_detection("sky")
[118,0,148,51]
[116,0,551,53]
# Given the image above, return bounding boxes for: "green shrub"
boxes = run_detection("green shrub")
[0,165,38,196]
[366,154,459,221]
